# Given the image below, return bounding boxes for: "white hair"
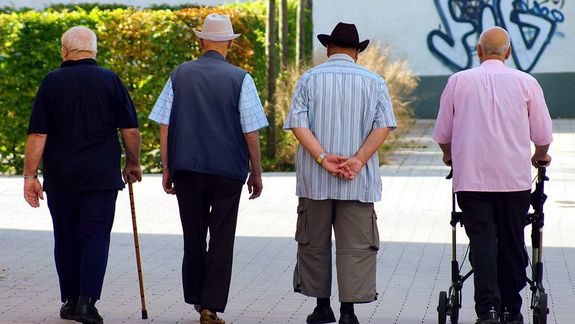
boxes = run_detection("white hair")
[478,26,510,55]
[61,26,98,54]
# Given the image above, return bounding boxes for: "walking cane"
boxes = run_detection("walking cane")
[128,181,148,319]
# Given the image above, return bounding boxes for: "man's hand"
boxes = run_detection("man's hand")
[442,154,452,166]
[246,172,263,199]
[532,144,551,168]
[337,156,364,180]
[162,169,176,194]
[24,179,44,208]
[122,163,142,184]
[322,154,348,177]
[531,153,551,168]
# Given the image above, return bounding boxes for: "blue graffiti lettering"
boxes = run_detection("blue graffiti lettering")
[427,0,565,72]
[516,0,565,22]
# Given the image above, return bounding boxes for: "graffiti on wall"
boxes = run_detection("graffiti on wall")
[427,0,565,72]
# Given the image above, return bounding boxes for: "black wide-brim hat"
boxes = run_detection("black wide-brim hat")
[317,22,369,52]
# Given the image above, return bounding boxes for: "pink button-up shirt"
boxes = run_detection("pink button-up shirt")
[433,59,553,192]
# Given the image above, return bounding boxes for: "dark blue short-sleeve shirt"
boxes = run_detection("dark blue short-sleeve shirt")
[27,59,139,192]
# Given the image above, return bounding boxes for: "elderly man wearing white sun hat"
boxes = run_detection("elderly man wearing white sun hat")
[148,13,268,324]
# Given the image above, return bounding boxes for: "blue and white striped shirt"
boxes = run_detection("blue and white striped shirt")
[284,54,397,202]
[148,73,269,133]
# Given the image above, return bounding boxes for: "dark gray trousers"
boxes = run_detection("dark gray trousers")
[457,190,530,316]
[173,171,244,313]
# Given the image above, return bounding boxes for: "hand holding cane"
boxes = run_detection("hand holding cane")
[128,179,148,319]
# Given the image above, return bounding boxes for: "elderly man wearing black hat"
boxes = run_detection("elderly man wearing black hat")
[284,22,397,324]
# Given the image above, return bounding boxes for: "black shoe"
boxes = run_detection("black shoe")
[74,296,103,324]
[60,299,76,320]
[339,313,360,324]
[476,308,500,324]
[306,306,336,324]
[502,311,523,324]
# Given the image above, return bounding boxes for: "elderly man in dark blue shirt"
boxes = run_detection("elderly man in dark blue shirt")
[24,26,141,324]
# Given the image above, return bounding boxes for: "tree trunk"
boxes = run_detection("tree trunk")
[296,0,306,69]
[266,0,277,159]
[279,0,289,70]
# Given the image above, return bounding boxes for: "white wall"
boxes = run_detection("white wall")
[313,0,574,76]
[0,0,250,9]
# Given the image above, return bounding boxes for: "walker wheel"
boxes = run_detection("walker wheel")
[533,292,548,324]
[438,291,448,324]
[450,289,460,324]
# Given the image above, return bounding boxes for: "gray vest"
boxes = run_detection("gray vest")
[168,51,249,181]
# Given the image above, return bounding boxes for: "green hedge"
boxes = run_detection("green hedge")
[0,2,312,174]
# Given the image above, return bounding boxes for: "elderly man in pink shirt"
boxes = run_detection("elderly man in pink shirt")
[433,26,552,324]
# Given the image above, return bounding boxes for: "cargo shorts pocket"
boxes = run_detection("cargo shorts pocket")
[295,203,309,245]
[371,211,380,250]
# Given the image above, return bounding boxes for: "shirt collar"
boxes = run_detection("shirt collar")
[60,58,97,68]
[480,59,506,68]
[203,50,227,61]
[327,53,355,63]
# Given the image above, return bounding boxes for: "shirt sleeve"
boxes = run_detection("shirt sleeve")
[115,75,139,129]
[432,76,456,144]
[283,75,310,130]
[527,79,553,146]
[238,74,269,133]
[27,76,50,135]
[148,78,174,125]
[373,80,397,130]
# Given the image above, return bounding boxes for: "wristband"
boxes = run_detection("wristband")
[23,174,38,180]
[316,152,327,165]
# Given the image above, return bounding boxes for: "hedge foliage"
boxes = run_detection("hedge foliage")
[0,2,312,174]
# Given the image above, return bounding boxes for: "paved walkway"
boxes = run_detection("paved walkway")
[1,120,575,324]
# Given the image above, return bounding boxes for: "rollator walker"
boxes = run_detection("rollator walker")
[437,163,549,324]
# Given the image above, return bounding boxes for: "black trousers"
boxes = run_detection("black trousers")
[46,190,118,302]
[173,171,244,312]
[457,190,530,316]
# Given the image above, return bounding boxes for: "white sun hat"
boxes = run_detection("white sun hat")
[193,13,241,41]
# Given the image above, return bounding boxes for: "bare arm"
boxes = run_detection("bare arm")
[354,127,392,164]
[23,134,47,207]
[291,127,349,176]
[159,124,175,194]
[338,127,392,178]
[120,128,142,183]
[438,143,452,165]
[244,131,263,199]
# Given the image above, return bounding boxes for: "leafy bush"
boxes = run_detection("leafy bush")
[358,44,418,134]
[0,2,313,174]
[264,63,304,171]
[46,3,131,11]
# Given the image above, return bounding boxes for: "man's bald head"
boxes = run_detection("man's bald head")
[477,26,511,62]
[61,26,97,60]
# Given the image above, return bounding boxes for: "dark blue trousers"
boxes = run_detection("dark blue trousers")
[457,190,530,317]
[46,190,118,302]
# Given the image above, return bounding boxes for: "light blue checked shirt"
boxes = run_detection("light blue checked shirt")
[284,54,397,202]
[148,73,269,133]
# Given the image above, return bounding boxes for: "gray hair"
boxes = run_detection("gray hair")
[478,26,510,55]
[61,26,98,54]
